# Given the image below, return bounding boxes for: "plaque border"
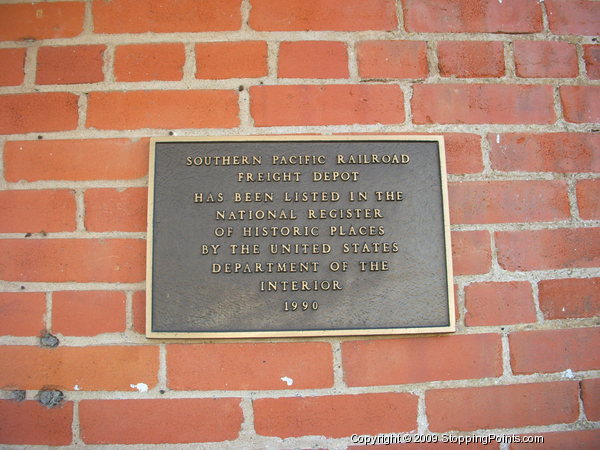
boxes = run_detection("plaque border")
[146,135,455,339]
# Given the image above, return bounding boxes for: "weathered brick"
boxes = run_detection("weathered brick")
[87,90,239,130]
[514,430,600,449]
[36,45,105,85]
[560,86,600,123]
[132,291,146,334]
[582,378,600,421]
[249,0,397,31]
[93,0,241,33]
[0,400,72,446]
[444,134,483,174]
[84,188,147,232]
[0,48,26,86]
[250,85,404,126]
[52,291,126,336]
[0,190,76,233]
[427,382,579,431]
[464,282,536,326]
[0,239,145,283]
[514,41,578,78]
[451,231,492,275]
[489,133,600,173]
[437,41,504,78]
[342,334,502,386]
[279,41,348,79]
[168,342,333,390]
[0,2,84,41]
[577,179,600,220]
[357,41,428,79]
[4,139,149,182]
[412,84,555,124]
[114,43,185,82]
[0,93,78,134]
[546,0,600,35]
[539,278,600,319]
[0,346,158,391]
[254,393,418,438]
[584,45,600,79]
[496,228,600,271]
[0,292,45,337]
[196,41,267,79]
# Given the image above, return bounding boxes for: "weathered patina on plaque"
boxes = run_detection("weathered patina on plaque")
[146,136,454,338]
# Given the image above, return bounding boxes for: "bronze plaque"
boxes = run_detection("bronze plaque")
[146,136,454,338]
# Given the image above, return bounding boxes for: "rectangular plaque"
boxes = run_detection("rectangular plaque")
[147,136,454,338]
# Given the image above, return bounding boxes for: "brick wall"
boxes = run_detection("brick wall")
[0,0,599,447]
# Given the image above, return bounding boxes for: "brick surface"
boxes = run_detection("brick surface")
[0,239,145,283]
[489,133,600,173]
[357,41,428,79]
[464,282,536,326]
[84,188,147,232]
[342,334,502,386]
[427,382,579,431]
[114,43,185,82]
[0,48,25,86]
[451,231,492,275]
[546,0,600,35]
[249,0,397,31]
[87,90,239,130]
[196,41,267,79]
[0,292,45,337]
[93,0,241,33]
[0,346,158,391]
[584,45,600,79]
[560,86,600,123]
[0,2,84,41]
[510,327,600,374]
[254,393,418,438]
[444,134,483,174]
[80,398,242,444]
[0,400,73,446]
[582,378,600,421]
[0,189,76,233]
[496,228,600,271]
[437,41,504,78]
[0,93,78,134]
[132,291,146,334]
[514,41,578,78]
[448,180,570,224]
[52,291,126,336]
[513,430,600,450]
[539,278,600,319]
[4,139,149,182]
[279,41,349,79]
[168,342,333,390]
[250,85,404,126]
[36,45,105,85]
[403,0,542,33]
[577,179,600,220]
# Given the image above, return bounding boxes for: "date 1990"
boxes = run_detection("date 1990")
[283,301,319,311]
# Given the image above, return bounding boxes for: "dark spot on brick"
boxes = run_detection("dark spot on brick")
[37,135,43,140]
[159,389,165,394]
[10,390,26,402]
[40,332,59,348]
[25,232,31,237]
[38,390,64,408]
[238,85,244,91]
[169,131,174,136]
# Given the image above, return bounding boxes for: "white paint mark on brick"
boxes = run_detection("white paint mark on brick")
[130,382,149,392]
[496,133,500,144]
[74,385,80,391]
[562,369,574,379]
[280,376,293,386]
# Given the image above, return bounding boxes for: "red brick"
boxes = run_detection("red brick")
[496,228,600,271]
[0,292,45,337]
[582,378,600,421]
[251,85,404,126]
[132,291,146,334]
[513,430,600,450]
[114,43,184,82]
[539,278,600,319]
[437,41,504,78]
[37,45,105,85]
[451,231,491,275]
[444,134,483,174]
[196,41,267,79]
[514,41,578,78]
[0,48,25,86]
[489,133,600,173]
[511,327,600,374]
[279,41,348,79]
[357,41,427,79]
[577,179,600,219]
[403,0,542,33]
[249,0,397,31]
[0,190,76,233]
[546,0,600,35]
[84,188,147,232]
[342,334,502,386]
[449,180,570,224]
[52,291,126,336]
[0,2,84,41]
[584,45,600,79]
[93,0,241,33]
[87,90,238,130]
[0,93,78,134]
[4,139,149,182]
[427,382,579,431]
[254,393,417,438]
[561,86,600,123]
[80,398,242,444]
[0,400,72,446]
[0,346,158,391]
[168,342,333,390]
[412,84,555,124]
[464,282,535,326]
[0,239,145,283]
